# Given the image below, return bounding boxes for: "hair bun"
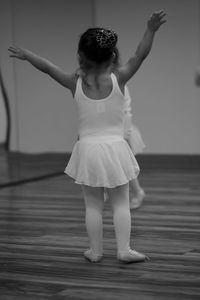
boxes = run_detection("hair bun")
[96,29,118,49]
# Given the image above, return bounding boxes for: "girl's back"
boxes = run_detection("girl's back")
[81,73,114,100]
[74,72,125,138]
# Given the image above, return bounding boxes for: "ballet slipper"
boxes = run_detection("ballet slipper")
[84,249,103,262]
[117,249,148,263]
[130,189,145,210]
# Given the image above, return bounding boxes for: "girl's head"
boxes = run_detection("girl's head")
[78,28,118,71]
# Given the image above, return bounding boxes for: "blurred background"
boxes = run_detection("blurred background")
[0,0,200,155]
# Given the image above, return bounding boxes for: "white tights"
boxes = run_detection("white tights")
[81,183,131,255]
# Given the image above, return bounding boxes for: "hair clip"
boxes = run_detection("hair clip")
[96,29,117,49]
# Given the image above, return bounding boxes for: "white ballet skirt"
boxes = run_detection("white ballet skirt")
[65,135,140,188]
[124,124,145,155]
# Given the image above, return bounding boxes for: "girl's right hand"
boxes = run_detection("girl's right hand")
[8,46,26,60]
[147,10,166,32]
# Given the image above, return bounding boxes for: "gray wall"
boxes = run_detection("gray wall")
[1,0,200,153]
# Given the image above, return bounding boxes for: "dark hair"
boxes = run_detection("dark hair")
[78,28,118,68]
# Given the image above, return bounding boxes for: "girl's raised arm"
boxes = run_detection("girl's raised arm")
[118,10,166,84]
[8,47,76,93]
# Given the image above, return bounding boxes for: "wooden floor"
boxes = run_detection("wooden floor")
[0,152,200,299]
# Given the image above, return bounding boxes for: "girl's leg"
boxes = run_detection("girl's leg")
[104,178,145,209]
[108,183,146,262]
[129,178,145,210]
[107,183,131,253]
[81,185,104,261]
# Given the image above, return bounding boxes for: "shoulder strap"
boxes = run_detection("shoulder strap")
[111,73,124,97]
[74,76,82,100]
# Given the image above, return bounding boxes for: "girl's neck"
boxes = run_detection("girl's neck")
[82,64,112,79]
[81,66,112,89]
[88,64,111,74]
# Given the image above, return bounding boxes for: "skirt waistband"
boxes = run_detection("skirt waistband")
[79,135,124,144]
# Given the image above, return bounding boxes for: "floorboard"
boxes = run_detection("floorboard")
[0,155,200,299]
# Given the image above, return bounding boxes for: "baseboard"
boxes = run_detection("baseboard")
[6,151,200,170]
[136,154,200,170]
[1,151,199,189]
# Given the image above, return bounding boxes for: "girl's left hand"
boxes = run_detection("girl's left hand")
[148,10,167,32]
[8,46,26,60]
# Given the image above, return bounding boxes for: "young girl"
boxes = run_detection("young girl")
[123,86,146,209]
[104,85,146,210]
[9,10,166,263]
[106,48,146,210]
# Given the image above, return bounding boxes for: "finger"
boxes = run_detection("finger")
[8,47,17,53]
[8,50,17,55]
[160,11,166,16]
[153,10,165,18]
[153,10,163,16]
[8,46,17,50]
[157,9,165,14]
[160,20,167,25]
[160,12,166,19]
[8,49,15,54]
